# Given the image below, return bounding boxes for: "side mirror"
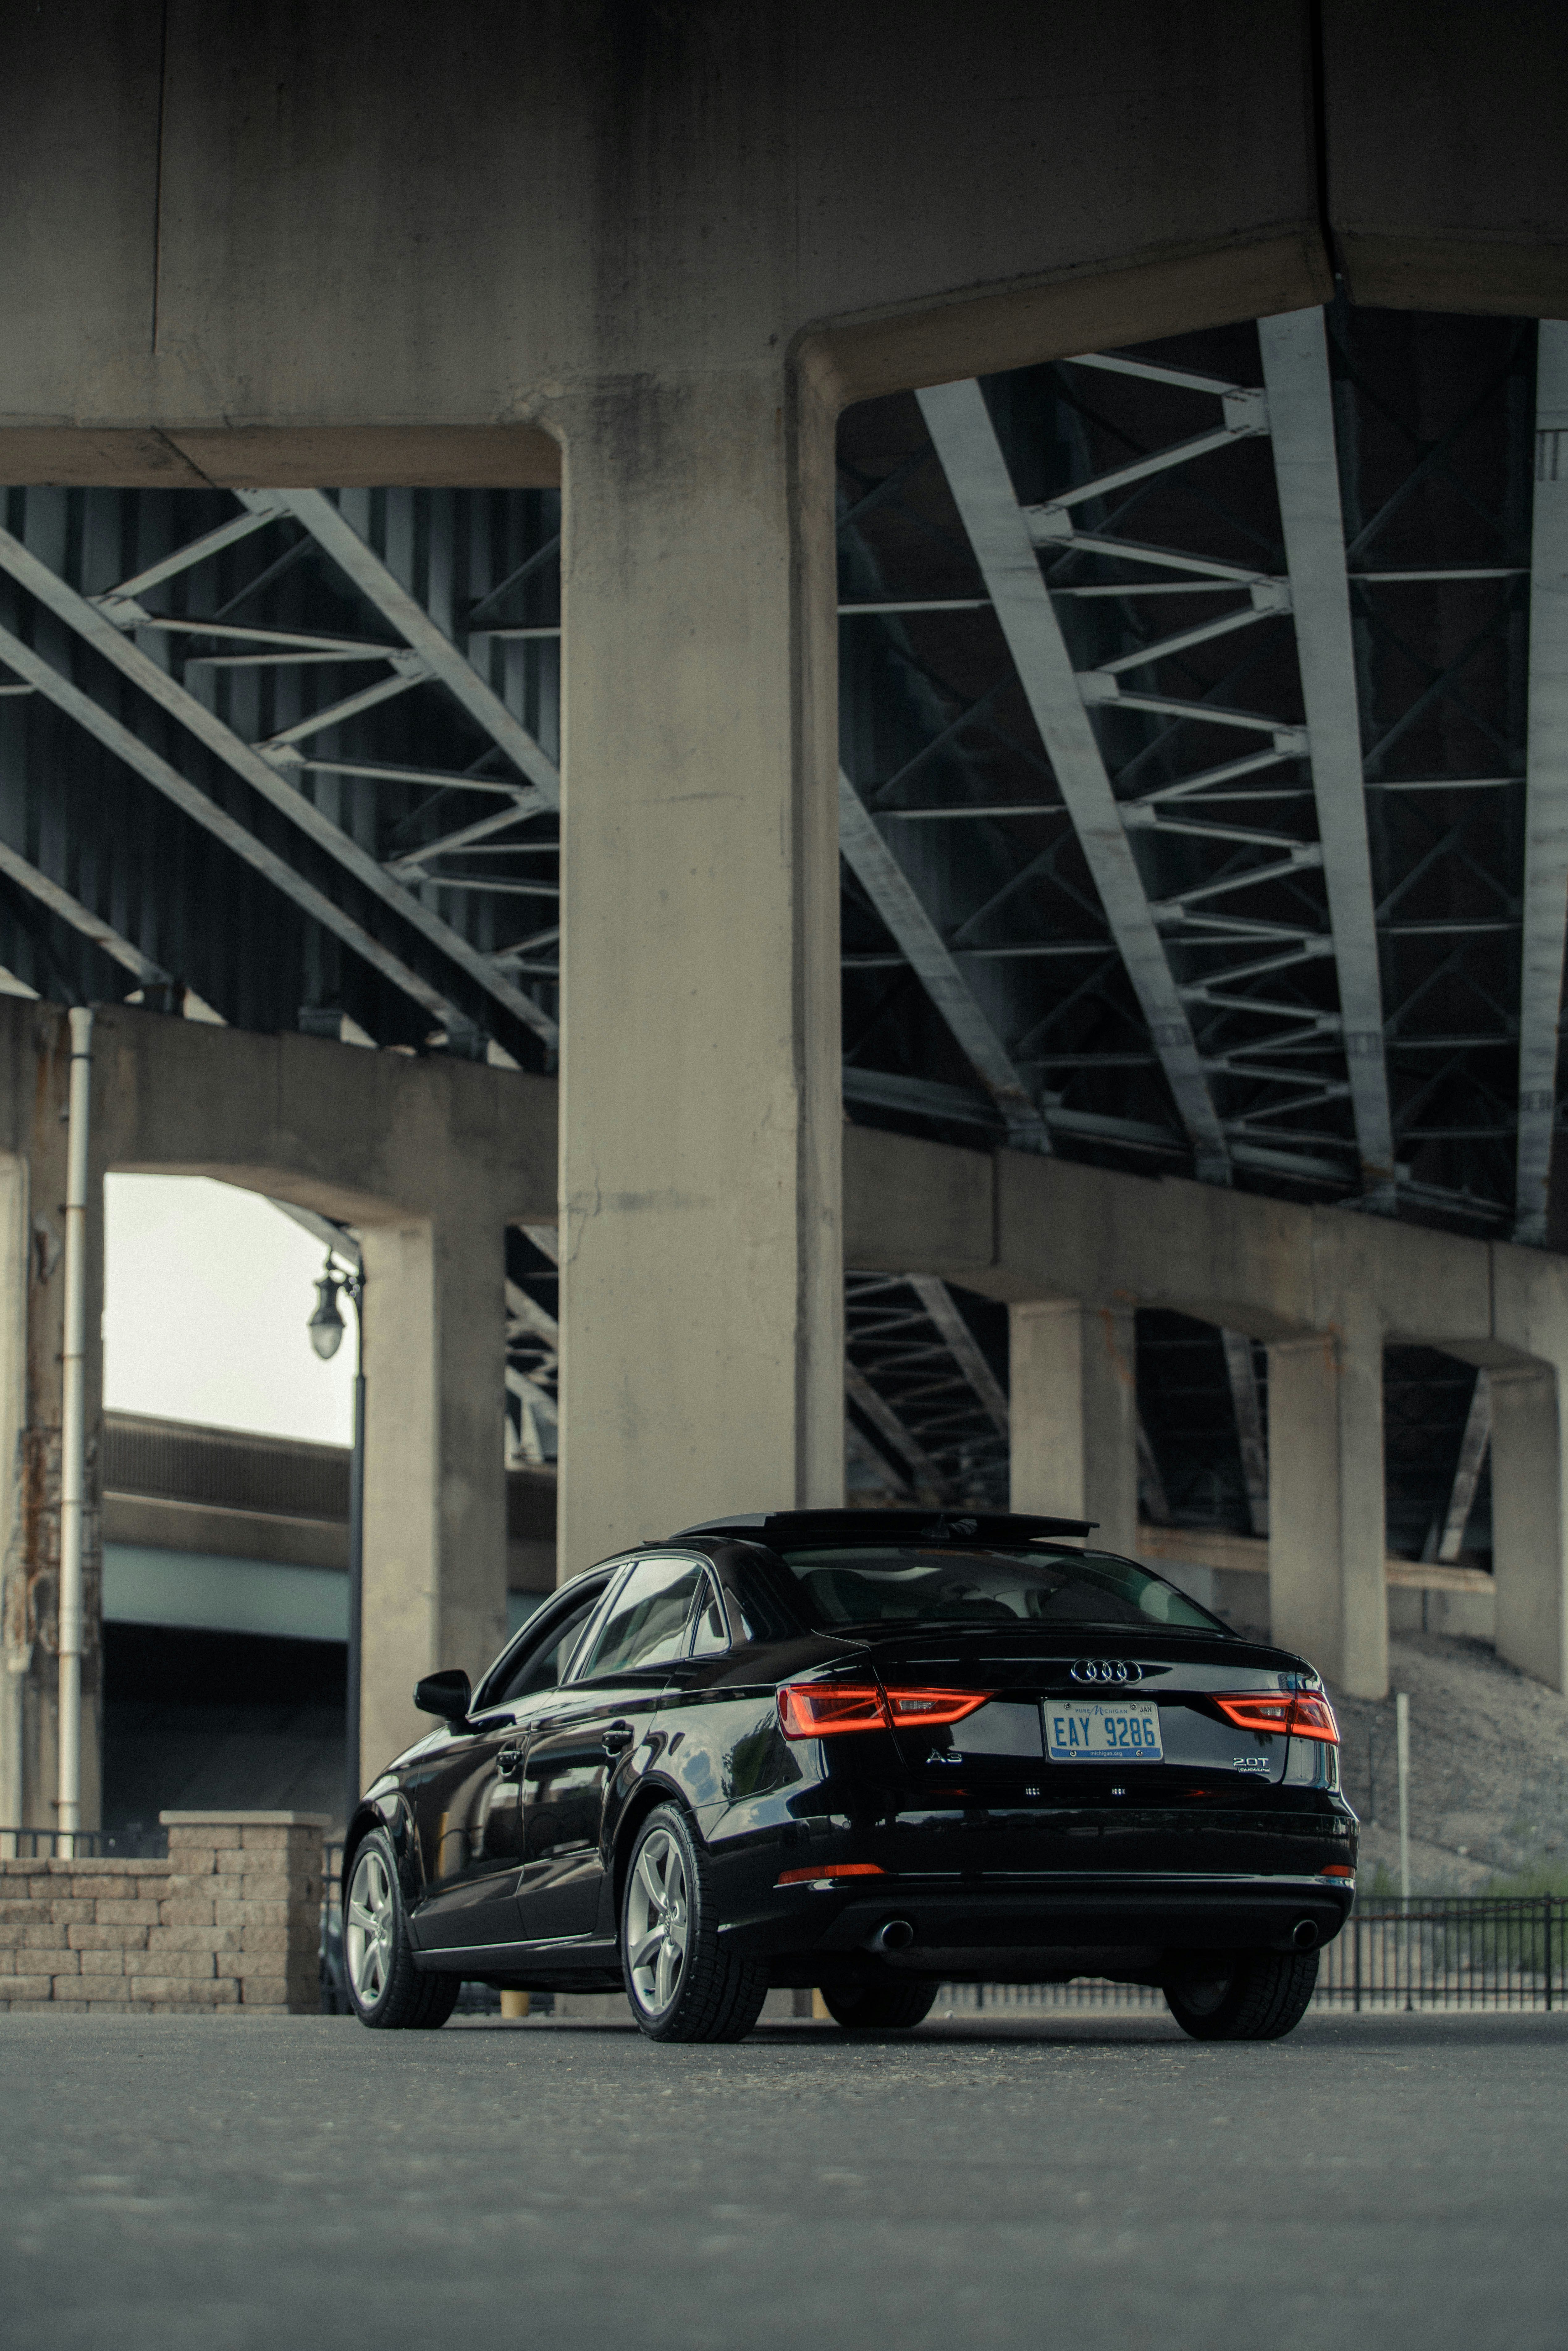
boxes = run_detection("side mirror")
[414,1667,473,1724]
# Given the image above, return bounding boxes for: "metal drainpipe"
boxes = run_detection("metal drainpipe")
[56,1006,92,1855]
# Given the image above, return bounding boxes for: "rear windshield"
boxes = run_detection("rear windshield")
[777,1544,1225,1633]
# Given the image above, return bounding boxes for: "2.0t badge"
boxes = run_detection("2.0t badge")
[1070,1659,1142,1685]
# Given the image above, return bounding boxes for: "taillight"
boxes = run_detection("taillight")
[1211,1691,1341,1744]
[1320,1863,1355,1878]
[778,1684,888,1738]
[777,1863,885,1885]
[885,1689,993,1726]
[777,1683,996,1739]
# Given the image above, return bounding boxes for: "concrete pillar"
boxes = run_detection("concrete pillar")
[0,1152,28,1837]
[1488,1363,1568,1693]
[359,1210,508,1783]
[554,369,843,1574]
[1008,1302,1138,1555]
[1267,1322,1388,1698]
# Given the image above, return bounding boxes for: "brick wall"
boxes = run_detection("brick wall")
[0,1811,327,2013]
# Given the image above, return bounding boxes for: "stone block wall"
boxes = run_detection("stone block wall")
[0,1811,327,2013]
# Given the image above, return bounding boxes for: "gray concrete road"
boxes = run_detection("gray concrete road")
[1,2010,1564,2350]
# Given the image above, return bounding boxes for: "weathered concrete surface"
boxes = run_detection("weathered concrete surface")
[1,2011,1565,2351]
[0,1004,556,1822]
[1009,1301,1138,1557]
[7,4,1568,477]
[555,373,843,1572]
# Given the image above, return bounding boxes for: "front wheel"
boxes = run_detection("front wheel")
[620,1804,766,2043]
[1163,1949,1318,2041]
[344,1830,460,2030]
[818,1982,937,2031]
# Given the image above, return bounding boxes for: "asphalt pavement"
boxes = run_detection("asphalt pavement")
[1,2008,1564,2350]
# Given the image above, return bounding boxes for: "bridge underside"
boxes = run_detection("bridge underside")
[4,4,1568,1829]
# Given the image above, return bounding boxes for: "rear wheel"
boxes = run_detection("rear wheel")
[819,1982,937,2031]
[344,1830,460,2031]
[1163,1949,1318,2041]
[621,1803,767,2043]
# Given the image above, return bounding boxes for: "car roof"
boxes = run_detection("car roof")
[667,1508,1096,1547]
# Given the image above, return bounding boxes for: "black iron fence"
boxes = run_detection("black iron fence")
[0,1826,170,1860]
[940,1901,1568,2015]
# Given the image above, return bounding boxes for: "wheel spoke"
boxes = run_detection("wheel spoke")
[654,1939,676,2009]
[630,1927,663,1971]
[636,1847,665,1910]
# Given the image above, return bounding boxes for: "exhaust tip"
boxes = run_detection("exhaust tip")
[869,1918,916,1954]
[1292,1918,1320,1952]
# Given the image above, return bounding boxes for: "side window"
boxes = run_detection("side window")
[689,1575,730,1659]
[493,1592,601,1705]
[575,1556,703,1680]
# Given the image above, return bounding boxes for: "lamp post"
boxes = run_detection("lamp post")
[309,1253,365,1832]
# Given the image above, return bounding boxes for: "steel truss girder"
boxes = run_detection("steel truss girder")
[839,768,1050,1150]
[1259,309,1397,1199]
[0,508,560,1047]
[0,615,468,1029]
[0,835,171,989]
[917,378,1233,1183]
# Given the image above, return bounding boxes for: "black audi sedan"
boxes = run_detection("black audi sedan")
[341,1510,1356,2043]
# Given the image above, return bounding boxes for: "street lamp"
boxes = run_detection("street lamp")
[308,1251,365,1832]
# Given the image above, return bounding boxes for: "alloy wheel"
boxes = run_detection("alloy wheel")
[346,1845,396,2009]
[626,1826,689,2016]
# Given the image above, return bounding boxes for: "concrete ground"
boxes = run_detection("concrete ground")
[1,2010,1564,2350]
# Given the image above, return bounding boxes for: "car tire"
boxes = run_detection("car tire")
[620,1803,767,2043]
[1163,1949,1319,2041]
[818,1982,937,2031]
[344,1829,461,2031]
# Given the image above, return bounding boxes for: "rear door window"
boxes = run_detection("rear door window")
[573,1555,705,1679]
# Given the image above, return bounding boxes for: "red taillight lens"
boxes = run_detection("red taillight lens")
[1211,1691,1340,1745]
[884,1689,994,1726]
[778,1683,889,1738]
[777,1863,885,1885]
[1289,1693,1340,1743]
[1320,1863,1355,1878]
[777,1684,997,1738]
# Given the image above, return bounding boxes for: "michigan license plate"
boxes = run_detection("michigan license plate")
[1044,1699,1163,1764]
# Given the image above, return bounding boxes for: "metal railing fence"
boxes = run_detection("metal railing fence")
[0,1826,170,1860]
[938,1900,1568,2016]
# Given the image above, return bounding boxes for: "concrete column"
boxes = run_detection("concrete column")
[554,368,843,1574]
[359,1208,508,1783]
[0,1152,28,1837]
[1008,1302,1138,1555]
[1488,1363,1568,1693]
[1267,1322,1388,1697]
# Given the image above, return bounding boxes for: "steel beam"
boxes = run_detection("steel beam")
[1514,322,1568,1242]
[917,379,1232,1183]
[0,838,170,988]
[0,616,472,1032]
[839,768,1049,1149]
[1258,309,1396,1201]
[845,1364,951,1501]
[1219,1328,1270,1537]
[1435,1371,1491,1563]
[265,491,561,805]
[908,1277,1009,1434]
[0,521,558,1047]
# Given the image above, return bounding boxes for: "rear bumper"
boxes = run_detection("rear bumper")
[720,1874,1355,1974]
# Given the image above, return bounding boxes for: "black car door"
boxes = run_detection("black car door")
[515,1554,708,1948]
[409,1579,608,1954]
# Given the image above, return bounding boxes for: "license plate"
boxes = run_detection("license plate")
[1044,1699,1163,1764]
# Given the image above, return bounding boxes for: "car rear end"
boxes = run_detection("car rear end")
[716,1518,1357,1994]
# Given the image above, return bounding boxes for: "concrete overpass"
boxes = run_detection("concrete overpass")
[5,5,1568,1822]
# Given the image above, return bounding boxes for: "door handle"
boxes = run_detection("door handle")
[601,1721,634,1757]
[496,1743,524,1778]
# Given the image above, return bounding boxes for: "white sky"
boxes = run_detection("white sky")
[104,1174,354,1445]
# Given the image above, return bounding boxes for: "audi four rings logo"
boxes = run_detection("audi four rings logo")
[1070,1659,1141,1684]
